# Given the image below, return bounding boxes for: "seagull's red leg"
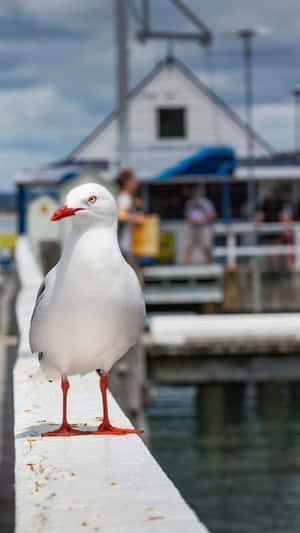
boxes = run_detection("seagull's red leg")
[94,371,143,435]
[42,375,91,437]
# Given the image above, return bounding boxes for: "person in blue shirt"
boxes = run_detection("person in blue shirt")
[183,186,216,264]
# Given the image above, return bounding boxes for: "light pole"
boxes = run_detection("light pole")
[114,0,213,169]
[293,85,300,152]
[115,0,130,168]
[225,27,269,219]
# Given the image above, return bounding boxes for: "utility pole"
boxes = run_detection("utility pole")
[293,86,300,152]
[225,27,269,219]
[244,32,255,220]
[225,27,269,313]
[115,0,129,168]
[114,0,213,169]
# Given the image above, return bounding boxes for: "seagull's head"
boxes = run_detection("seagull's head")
[51,183,117,228]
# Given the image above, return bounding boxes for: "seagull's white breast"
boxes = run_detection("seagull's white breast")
[31,225,145,376]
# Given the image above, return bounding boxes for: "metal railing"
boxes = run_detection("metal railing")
[213,222,300,267]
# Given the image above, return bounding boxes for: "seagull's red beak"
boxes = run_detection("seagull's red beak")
[51,205,84,221]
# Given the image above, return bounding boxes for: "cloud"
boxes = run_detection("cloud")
[253,100,294,150]
[0,0,300,190]
[20,0,112,30]
[0,84,101,189]
[0,148,56,191]
[0,84,99,148]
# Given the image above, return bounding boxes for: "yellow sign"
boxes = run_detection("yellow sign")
[158,231,175,262]
[0,233,17,250]
[132,215,160,257]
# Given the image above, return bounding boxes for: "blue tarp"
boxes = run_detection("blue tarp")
[156,146,235,180]
[155,146,235,223]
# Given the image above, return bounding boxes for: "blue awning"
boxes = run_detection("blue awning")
[15,165,81,185]
[155,147,235,180]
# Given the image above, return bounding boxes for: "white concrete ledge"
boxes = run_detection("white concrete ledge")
[150,313,300,345]
[14,236,208,532]
[143,264,223,280]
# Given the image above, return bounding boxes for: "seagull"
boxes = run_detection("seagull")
[29,183,145,437]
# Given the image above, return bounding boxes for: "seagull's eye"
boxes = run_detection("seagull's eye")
[88,195,97,204]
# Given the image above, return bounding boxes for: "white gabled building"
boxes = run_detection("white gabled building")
[68,55,273,178]
[20,55,300,239]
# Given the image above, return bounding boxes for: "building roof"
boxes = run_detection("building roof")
[16,56,280,188]
[69,55,273,162]
[15,165,81,186]
[236,156,300,180]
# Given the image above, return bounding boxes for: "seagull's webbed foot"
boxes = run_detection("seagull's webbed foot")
[41,375,91,437]
[42,422,91,437]
[94,422,143,436]
[95,371,144,435]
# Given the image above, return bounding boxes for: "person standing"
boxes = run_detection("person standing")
[116,169,145,284]
[183,186,216,265]
[254,187,282,255]
[254,187,282,240]
[279,189,295,267]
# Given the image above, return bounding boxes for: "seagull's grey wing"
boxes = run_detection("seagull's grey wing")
[29,267,56,353]
[31,279,46,323]
[29,279,46,357]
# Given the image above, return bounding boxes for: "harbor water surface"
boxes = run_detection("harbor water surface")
[147,383,300,533]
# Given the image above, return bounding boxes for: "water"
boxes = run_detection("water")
[147,383,300,533]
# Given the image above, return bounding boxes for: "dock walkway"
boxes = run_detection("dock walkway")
[147,314,300,383]
[14,237,208,533]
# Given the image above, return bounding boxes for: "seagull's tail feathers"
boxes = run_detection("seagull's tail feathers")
[32,354,61,383]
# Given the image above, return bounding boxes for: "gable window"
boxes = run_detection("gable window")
[157,108,186,138]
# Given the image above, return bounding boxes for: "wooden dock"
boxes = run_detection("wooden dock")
[13,234,300,531]
[146,314,300,384]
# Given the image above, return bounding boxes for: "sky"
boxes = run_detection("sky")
[1,0,300,190]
